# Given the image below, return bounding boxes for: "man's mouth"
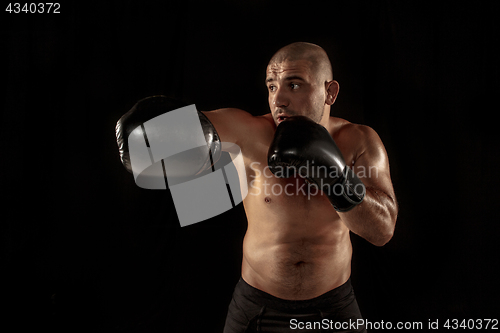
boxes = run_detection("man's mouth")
[277,115,289,123]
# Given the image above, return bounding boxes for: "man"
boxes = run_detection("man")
[200,42,397,332]
[116,42,397,332]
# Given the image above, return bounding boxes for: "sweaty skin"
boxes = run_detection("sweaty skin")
[202,44,397,301]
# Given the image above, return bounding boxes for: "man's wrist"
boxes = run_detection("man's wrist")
[325,167,366,212]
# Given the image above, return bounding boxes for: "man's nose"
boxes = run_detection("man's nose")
[273,87,289,108]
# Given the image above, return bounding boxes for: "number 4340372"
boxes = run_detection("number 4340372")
[6,3,61,14]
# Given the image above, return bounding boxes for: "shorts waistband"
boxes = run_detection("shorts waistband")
[235,277,354,312]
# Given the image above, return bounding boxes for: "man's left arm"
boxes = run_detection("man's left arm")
[339,126,398,246]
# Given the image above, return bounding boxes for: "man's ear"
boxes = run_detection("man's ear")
[325,80,340,105]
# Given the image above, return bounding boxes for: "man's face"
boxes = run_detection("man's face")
[266,59,327,126]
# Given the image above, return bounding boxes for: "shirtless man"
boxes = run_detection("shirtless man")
[116,42,397,332]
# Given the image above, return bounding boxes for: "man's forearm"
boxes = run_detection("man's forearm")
[339,186,398,246]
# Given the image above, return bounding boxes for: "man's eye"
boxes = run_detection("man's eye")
[268,85,276,91]
[290,83,299,89]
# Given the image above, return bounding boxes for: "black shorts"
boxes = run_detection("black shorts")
[223,277,367,333]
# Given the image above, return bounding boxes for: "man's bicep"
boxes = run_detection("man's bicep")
[353,127,395,198]
[202,108,252,147]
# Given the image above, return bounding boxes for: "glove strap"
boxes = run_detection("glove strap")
[197,110,222,172]
[326,167,365,212]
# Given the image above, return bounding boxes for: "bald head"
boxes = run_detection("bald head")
[268,42,333,83]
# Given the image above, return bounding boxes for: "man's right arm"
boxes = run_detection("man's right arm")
[115,99,254,188]
[202,108,255,149]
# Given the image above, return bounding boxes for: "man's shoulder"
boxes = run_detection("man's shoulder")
[206,108,271,124]
[330,117,383,154]
[203,108,275,146]
[225,109,275,129]
[330,117,377,139]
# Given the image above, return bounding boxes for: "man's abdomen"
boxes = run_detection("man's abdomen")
[241,217,352,300]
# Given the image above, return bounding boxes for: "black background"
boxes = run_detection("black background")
[2,1,499,332]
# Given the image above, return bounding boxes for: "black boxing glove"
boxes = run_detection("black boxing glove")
[267,116,365,212]
[115,95,221,186]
